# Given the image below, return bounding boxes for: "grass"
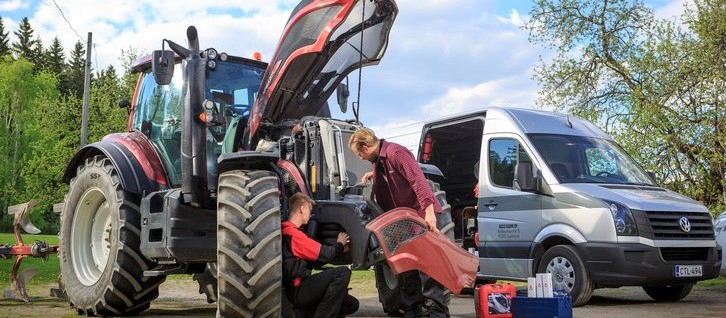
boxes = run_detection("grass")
[4,231,726,295]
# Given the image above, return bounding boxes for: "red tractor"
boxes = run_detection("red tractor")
[58,1,469,316]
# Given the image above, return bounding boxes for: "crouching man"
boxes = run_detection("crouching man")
[282,192,359,317]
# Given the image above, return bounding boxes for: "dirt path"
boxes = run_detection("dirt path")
[4,280,726,318]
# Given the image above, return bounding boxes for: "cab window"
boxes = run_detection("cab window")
[489,138,532,188]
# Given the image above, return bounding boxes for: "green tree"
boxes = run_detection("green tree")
[0,17,10,57]
[525,0,726,212]
[0,57,59,230]
[11,17,38,62]
[65,40,87,99]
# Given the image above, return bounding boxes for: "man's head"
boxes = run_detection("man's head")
[288,192,315,226]
[348,127,380,163]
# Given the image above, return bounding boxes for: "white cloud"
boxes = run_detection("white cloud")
[654,0,691,19]
[0,0,26,12]
[422,76,537,117]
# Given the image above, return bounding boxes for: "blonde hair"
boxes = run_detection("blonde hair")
[348,127,379,152]
[289,192,315,217]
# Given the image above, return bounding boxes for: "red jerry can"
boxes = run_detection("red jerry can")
[474,283,516,318]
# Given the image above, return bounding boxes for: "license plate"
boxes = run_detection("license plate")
[675,265,702,277]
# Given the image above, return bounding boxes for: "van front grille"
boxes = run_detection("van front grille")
[642,211,714,240]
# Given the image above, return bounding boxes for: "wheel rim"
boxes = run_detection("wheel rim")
[382,264,397,290]
[546,256,575,293]
[71,188,113,286]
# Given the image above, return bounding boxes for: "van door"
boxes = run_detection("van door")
[478,135,542,280]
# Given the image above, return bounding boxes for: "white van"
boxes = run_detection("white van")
[416,106,720,306]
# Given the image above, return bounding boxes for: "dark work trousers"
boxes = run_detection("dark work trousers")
[400,212,454,318]
[292,267,352,318]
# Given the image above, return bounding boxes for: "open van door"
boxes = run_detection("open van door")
[366,208,478,294]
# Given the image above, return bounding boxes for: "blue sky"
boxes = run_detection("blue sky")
[0,0,689,149]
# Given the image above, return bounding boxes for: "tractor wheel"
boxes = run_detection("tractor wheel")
[642,283,693,302]
[374,262,403,316]
[59,155,164,316]
[537,245,594,307]
[373,179,454,316]
[193,262,218,303]
[217,170,282,318]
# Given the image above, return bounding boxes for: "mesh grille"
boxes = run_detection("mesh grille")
[380,219,427,254]
[660,247,709,262]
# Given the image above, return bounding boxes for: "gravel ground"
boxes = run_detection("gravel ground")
[3,279,726,318]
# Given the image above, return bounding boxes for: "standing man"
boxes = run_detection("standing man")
[348,127,452,318]
[282,192,359,317]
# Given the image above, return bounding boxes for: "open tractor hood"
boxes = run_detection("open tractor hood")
[248,0,398,138]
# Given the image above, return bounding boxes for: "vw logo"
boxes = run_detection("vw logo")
[678,217,691,232]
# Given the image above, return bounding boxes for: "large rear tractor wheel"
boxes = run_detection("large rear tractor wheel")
[374,179,454,316]
[59,156,164,315]
[217,170,282,317]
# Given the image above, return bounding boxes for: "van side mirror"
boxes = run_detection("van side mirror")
[513,163,534,191]
[152,50,175,85]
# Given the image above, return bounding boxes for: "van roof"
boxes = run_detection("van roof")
[424,106,611,139]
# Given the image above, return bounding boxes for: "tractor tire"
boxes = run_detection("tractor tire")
[373,179,454,316]
[59,155,164,316]
[642,283,694,302]
[193,262,218,303]
[537,245,594,307]
[217,170,282,318]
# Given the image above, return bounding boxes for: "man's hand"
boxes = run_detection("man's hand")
[424,204,439,233]
[337,232,351,253]
[361,171,374,184]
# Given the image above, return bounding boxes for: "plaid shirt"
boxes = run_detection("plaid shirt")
[372,139,442,217]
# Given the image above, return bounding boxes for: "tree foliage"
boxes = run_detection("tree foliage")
[0,18,138,232]
[525,0,726,213]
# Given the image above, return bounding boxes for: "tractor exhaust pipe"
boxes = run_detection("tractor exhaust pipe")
[179,26,209,207]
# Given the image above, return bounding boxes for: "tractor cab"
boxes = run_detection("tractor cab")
[127,51,267,188]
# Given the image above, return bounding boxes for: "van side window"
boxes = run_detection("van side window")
[489,138,532,188]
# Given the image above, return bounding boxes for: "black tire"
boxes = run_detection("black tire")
[373,179,454,316]
[537,245,594,307]
[642,283,693,302]
[59,155,164,315]
[374,262,403,316]
[193,262,218,303]
[217,170,282,317]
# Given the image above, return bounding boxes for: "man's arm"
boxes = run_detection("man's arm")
[390,148,439,230]
[316,232,349,263]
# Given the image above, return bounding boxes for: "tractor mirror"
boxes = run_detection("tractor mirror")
[152,50,175,85]
[336,82,349,113]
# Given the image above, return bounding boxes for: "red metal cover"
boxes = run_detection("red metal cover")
[366,208,478,294]
[248,0,398,138]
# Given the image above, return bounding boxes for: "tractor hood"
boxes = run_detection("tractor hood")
[248,0,398,137]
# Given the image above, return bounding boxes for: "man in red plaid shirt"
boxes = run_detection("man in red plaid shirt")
[348,127,452,318]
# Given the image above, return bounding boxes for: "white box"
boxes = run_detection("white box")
[527,277,537,297]
[535,273,544,297]
[542,273,554,297]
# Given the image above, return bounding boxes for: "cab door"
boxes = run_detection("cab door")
[477,134,543,280]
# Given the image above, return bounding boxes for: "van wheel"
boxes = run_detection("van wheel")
[537,245,593,306]
[642,283,693,301]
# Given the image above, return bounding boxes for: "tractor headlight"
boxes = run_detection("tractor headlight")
[604,200,638,236]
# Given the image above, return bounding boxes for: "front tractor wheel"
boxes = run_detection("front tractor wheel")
[217,170,282,317]
[59,156,164,315]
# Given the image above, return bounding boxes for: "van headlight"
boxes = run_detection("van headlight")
[604,200,638,236]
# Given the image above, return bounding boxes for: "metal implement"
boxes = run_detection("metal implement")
[1,200,59,302]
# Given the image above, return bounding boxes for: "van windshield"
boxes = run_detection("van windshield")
[528,134,655,186]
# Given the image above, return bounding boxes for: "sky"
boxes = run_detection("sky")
[0,0,690,150]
